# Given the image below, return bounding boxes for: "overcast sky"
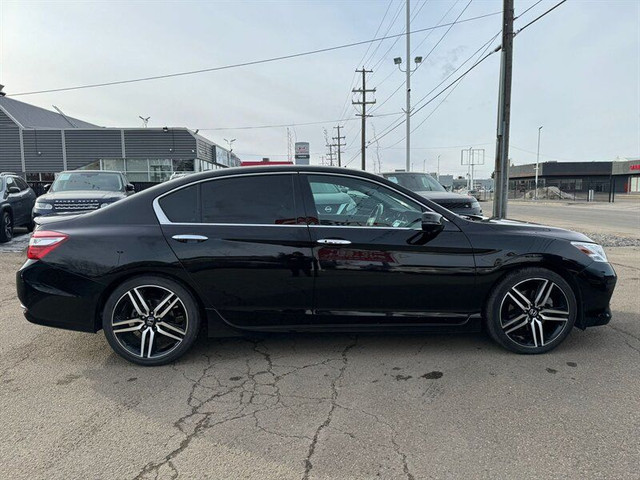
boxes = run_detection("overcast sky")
[1,0,638,178]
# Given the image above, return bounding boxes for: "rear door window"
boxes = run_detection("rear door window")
[201,174,297,225]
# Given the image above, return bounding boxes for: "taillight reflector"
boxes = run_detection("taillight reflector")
[27,230,69,260]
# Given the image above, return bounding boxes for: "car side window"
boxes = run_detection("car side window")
[201,175,297,225]
[14,177,29,191]
[305,175,424,228]
[5,177,15,191]
[158,184,199,223]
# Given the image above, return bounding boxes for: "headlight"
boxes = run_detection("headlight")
[35,202,53,210]
[571,242,608,263]
[100,202,111,208]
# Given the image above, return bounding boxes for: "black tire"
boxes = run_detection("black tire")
[0,211,13,243]
[485,267,577,354]
[103,275,200,366]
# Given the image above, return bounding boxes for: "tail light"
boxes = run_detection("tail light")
[27,230,69,260]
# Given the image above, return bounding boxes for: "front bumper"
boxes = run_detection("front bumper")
[574,261,617,329]
[17,260,106,333]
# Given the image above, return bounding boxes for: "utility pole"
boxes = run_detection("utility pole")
[492,0,514,219]
[535,125,542,200]
[287,127,293,163]
[405,0,411,172]
[353,68,375,171]
[332,125,346,167]
[437,155,441,180]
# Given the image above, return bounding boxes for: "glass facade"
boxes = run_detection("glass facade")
[77,157,225,182]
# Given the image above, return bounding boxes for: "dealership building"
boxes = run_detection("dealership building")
[509,159,640,197]
[0,94,239,189]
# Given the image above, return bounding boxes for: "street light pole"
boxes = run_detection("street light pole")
[405,0,411,172]
[535,125,542,200]
[437,155,441,179]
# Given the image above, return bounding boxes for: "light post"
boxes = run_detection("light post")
[535,126,542,200]
[437,155,441,180]
[394,53,423,172]
[224,138,236,152]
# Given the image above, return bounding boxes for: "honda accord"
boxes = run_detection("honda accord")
[17,166,616,365]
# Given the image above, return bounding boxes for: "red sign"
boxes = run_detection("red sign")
[630,164,640,171]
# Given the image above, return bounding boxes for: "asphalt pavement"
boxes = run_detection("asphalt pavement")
[1,245,639,479]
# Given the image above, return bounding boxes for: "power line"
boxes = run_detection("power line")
[9,12,502,97]
[371,0,472,114]
[515,0,543,20]
[196,111,401,131]
[515,0,567,34]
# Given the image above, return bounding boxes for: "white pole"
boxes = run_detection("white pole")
[405,0,411,172]
[535,125,542,199]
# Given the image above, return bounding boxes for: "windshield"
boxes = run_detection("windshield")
[384,173,445,192]
[311,182,341,194]
[50,172,124,192]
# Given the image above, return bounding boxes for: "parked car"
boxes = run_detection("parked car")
[381,172,482,216]
[17,166,616,365]
[32,170,135,219]
[0,172,37,242]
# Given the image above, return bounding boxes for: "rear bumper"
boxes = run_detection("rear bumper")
[16,260,105,333]
[574,261,617,329]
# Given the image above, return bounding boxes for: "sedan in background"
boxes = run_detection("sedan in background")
[381,171,482,216]
[32,170,135,218]
[17,166,616,365]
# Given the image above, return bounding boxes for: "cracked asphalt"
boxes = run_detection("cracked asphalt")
[1,247,639,479]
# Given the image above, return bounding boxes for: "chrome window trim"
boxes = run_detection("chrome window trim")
[153,171,298,226]
[152,169,444,227]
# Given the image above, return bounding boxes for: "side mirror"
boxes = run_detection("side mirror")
[126,183,135,192]
[43,184,51,192]
[421,211,444,232]
[8,186,20,194]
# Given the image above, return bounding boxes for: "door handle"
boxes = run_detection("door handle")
[171,234,208,243]
[317,238,351,245]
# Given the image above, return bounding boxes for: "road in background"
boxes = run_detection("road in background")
[484,199,640,238]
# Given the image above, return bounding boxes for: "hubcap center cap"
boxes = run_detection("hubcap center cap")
[528,308,538,318]
[145,316,156,326]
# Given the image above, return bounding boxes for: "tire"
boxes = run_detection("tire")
[485,267,577,354]
[103,276,201,366]
[0,211,13,243]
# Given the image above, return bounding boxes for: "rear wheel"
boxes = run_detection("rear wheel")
[485,267,577,354]
[0,211,13,243]
[103,276,200,366]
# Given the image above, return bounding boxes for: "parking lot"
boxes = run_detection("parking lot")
[1,222,639,479]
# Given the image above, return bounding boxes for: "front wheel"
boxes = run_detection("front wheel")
[485,267,577,354]
[103,276,201,366]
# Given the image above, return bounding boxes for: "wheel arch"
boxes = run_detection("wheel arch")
[481,255,584,328]
[93,269,208,333]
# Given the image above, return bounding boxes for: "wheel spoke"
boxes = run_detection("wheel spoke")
[502,313,527,330]
[140,327,149,357]
[155,297,180,319]
[156,325,183,342]
[112,319,144,327]
[534,279,549,306]
[113,324,144,334]
[536,281,556,308]
[146,329,155,358]
[507,290,529,313]
[128,290,148,316]
[157,321,185,336]
[504,317,529,335]
[540,313,569,322]
[530,318,544,347]
[153,292,176,316]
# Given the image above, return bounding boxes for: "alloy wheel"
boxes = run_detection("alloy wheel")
[499,277,571,348]
[111,285,188,359]
[4,214,12,240]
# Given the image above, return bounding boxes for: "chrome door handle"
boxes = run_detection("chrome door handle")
[171,234,208,243]
[317,238,351,245]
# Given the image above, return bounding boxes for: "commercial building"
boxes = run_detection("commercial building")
[0,94,239,190]
[509,159,640,199]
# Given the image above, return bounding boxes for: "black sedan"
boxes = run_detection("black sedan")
[17,166,616,365]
